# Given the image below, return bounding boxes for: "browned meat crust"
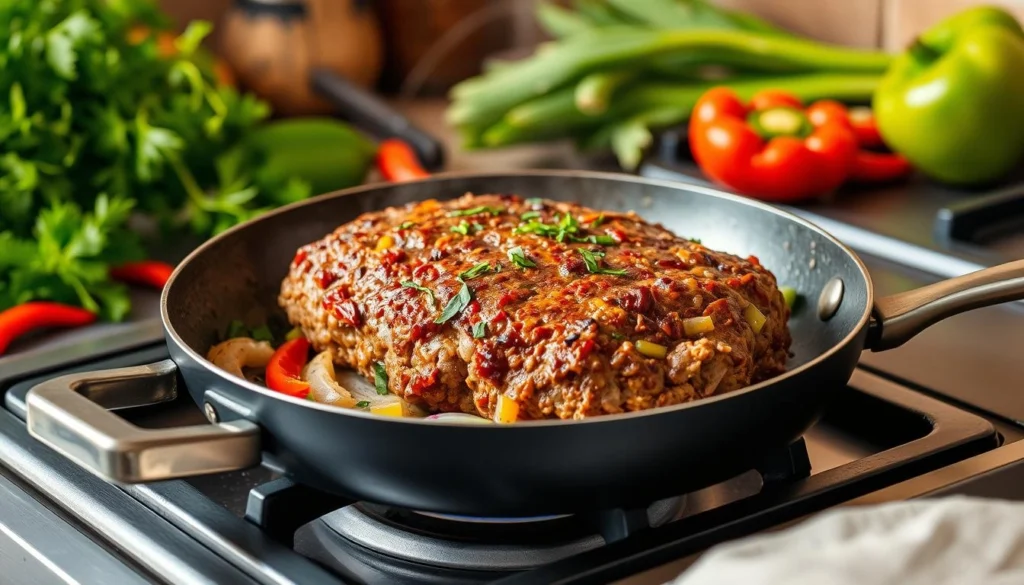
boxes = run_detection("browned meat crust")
[279,194,791,420]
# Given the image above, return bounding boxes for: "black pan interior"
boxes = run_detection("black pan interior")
[168,171,870,373]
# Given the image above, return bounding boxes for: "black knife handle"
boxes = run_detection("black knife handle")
[310,68,445,170]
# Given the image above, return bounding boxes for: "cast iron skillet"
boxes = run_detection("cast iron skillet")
[24,171,1024,516]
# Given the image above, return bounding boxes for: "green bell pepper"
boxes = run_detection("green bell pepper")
[873,6,1024,185]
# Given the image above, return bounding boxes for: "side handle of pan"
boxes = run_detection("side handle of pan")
[868,259,1024,351]
[25,360,260,483]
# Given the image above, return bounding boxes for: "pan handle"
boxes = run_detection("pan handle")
[868,259,1024,351]
[25,360,260,483]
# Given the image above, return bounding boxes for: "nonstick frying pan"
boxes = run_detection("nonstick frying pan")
[25,171,1024,516]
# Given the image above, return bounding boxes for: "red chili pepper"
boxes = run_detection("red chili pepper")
[689,88,859,202]
[0,302,97,355]
[376,139,430,183]
[265,337,311,398]
[109,261,175,289]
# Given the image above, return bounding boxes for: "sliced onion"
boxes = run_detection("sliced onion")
[207,338,274,379]
[303,351,357,407]
[425,413,493,425]
[305,351,427,417]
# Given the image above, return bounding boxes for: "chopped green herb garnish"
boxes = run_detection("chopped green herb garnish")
[226,320,247,339]
[525,197,543,206]
[435,282,472,324]
[611,331,625,340]
[251,324,274,344]
[356,400,371,408]
[373,362,389,395]
[578,249,628,276]
[688,237,702,244]
[521,211,541,220]
[450,220,484,235]
[401,281,436,306]
[458,262,493,281]
[514,213,614,246]
[507,246,536,269]
[472,321,487,339]
[448,206,503,217]
[591,214,606,227]
[399,221,416,229]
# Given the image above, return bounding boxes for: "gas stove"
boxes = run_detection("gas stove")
[1,139,1024,584]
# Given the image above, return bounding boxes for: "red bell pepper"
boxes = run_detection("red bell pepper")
[806,101,912,183]
[376,138,430,182]
[689,88,860,202]
[847,106,884,149]
[110,261,175,289]
[265,337,311,398]
[0,302,97,355]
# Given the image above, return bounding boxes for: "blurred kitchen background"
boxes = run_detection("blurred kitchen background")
[164,0,1024,96]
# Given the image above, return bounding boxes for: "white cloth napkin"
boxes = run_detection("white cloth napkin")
[674,496,1024,585]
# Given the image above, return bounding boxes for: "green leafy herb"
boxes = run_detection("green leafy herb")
[373,362,389,395]
[458,262,493,281]
[399,221,416,229]
[520,211,541,220]
[447,206,503,217]
[591,214,606,227]
[401,281,436,306]
[356,400,371,408]
[226,320,248,339]
[0,1,303,320]
[688,237,702,244]
[250,324,274,344]
[611,331,625,340]
[472,321,487,339]
[514,213,613,246]
[578,249,628,276]
[435,282,472,324]
[450,220,484,235]
[507,246,536,269]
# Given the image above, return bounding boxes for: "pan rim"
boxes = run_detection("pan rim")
[162,169,874,428]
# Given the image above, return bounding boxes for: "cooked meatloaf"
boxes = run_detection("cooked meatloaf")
[279,194,791,420]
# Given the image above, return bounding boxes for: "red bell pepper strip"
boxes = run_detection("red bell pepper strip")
[109,261,175,289]
[265,337,311,398]
[807,101,913,183]
[850,151,914,183]
[0,302,97,355]
[376,138,430,183]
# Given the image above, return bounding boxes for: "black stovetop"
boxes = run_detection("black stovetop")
[0,315,1020,585]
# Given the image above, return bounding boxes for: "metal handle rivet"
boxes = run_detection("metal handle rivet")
[818,277,845,321]
[204,402,219,423]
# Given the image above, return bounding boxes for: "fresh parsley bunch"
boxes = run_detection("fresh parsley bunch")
[0,0,307,320]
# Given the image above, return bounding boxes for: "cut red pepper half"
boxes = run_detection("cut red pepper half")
[110,260,175,289]
[0,302,97,355]
[689,88,860,202]
[376,138,430,183]
[265,337,311,398]
[807,101,913,183]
